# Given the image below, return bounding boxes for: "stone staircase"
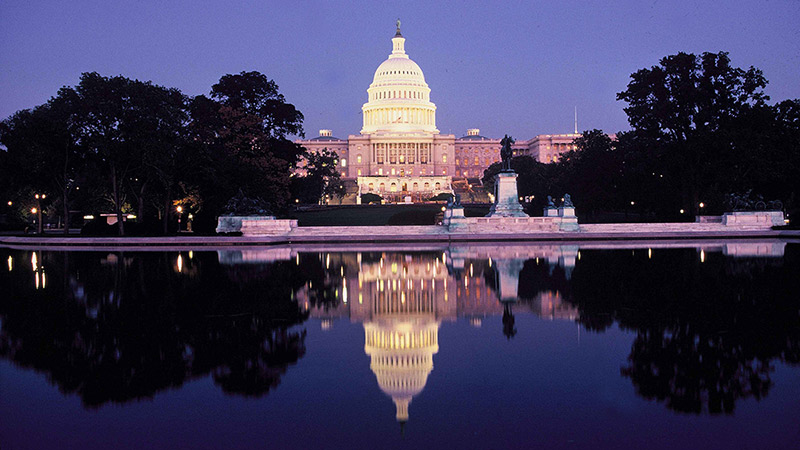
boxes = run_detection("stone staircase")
[452,177,491,203]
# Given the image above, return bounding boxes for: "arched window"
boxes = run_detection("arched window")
[357,155,362,163]
[442,154,447,163]
[379,183,386,191]
[435,182,441,190]
[390,183,397,192]
[341,158,347,167]
[368,183,374,191]
[424,182,430,190]
[412,182,419,191]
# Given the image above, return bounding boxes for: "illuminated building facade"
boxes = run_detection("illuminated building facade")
[295,24,582,201]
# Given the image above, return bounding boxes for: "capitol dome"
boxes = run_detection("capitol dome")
[361,24,438,135]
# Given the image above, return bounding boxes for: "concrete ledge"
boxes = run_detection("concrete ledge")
[722,211,785,227]
[2,229,799,249]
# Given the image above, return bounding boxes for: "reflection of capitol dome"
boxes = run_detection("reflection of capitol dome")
[354,254,453,424]
[364,320,439,422]
[361,24,438,135]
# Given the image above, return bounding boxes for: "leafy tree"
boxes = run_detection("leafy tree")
[554,130,622,219]
[190,72,305,224]
[0,88,84,233]
[616,52,770,215]
[290,148,345,204]
[72,72,189,235]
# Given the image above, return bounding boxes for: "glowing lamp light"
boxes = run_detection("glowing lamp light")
[31,207,37,214]
[699,202,705,208]
[7,201,12,206]
[630,201,635,206]
[127,214,136,219]
[176,206,183,213]
[35,194,40,199]
[680,209,685,214]
[83,215,95,220]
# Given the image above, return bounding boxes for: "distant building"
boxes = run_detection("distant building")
[296,24,582,201]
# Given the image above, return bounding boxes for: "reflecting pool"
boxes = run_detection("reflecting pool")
[1,241,799,449]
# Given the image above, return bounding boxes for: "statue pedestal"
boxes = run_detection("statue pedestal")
[487,172,528,218]
[544,207,559,217]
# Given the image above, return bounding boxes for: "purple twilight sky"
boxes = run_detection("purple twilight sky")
[1,0,798,140]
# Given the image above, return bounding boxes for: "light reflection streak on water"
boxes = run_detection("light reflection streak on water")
[7,255,12,272]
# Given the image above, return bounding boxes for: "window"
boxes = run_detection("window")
[442,154,447,163]
[357,168,362,176]
[341,158,347,167]
[357,155,362,164]
[368,183,374,191]
[378,168,383,175]
[442,168,447,175]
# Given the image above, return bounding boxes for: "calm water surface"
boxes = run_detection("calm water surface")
[1,241,799,449]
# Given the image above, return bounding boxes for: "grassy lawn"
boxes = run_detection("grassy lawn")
[288,204,490,226]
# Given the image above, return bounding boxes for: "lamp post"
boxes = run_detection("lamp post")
[176,206,183,233]
[34,194,45,234]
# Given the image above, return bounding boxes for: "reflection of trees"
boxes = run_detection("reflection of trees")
[0,250,313,407]
[566,247,800,414]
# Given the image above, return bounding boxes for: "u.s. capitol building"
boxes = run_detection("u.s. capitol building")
[296,23,579,202]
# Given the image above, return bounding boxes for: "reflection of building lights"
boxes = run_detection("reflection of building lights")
[700,249,705,263]
[7,256,12,272]
[35,272,40,289]
[177,254,183,272]
[296,254,300,265]
[83,215,95,220]
[359,293,363,304]
[326,254,330,269]
[31,252,37,272]
[648,248,652,259]
[401,292,405,303]
[127,214,136,219]
[41,271,46,289]
[342,281,348,303]
[189,250,193,259]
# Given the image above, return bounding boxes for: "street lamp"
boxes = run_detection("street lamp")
[33,194,45,234]
[176,206,183,232]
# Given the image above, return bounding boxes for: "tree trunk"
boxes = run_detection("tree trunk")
[162,186,171,235]
[138,181,147,226]
[62,188,70,235]
[111,166,124,236]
